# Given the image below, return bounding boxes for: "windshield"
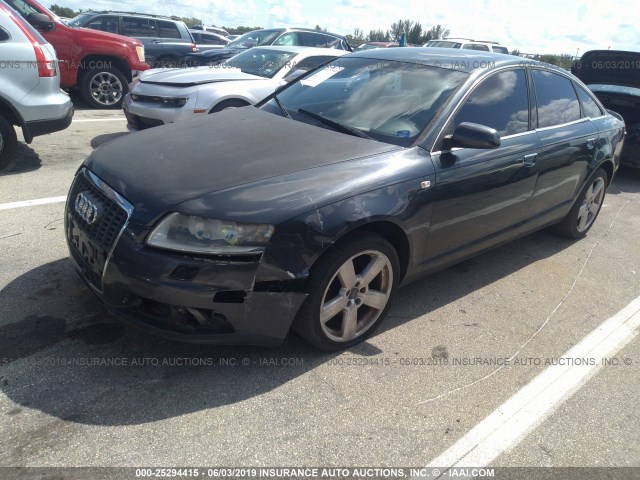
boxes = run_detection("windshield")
[226,29,283,49]
[265,57,468,147]
[67,13,95,27]
[425,41,462,48]
[4,0,59,21]
[220,48,298,79]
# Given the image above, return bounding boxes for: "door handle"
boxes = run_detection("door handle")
[586,137,596,150]
[152,40,161,44]
[523,153,538,167]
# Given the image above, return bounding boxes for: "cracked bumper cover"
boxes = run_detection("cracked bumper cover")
[77,225,307,347]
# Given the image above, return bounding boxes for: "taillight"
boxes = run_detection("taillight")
[191,43,197,53]
[0,4,57,77]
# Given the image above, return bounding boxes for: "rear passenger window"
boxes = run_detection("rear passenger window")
[122,17,155,37]
[201,34,226,45]
[156,20,181,39]
[575,84,603,118]
[532,70,581,128]
[299,32,327,47]
[463,43,490,51]
[273,32,297,46]
[452,69,529,137]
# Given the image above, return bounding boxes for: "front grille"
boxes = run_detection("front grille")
[66,170,130,290]
[68,173,128,252]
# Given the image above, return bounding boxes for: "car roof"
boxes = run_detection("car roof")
[348,47,528,73]
[243,27,348,40]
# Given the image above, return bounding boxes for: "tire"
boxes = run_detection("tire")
[79,67,128,109]
[209,99,250,114]
[154,56,179,68]
[554,168,608,239]
[293,232,400,351]
[0,114,17,170]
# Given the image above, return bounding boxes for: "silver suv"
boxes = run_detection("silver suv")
[0,1,73,167]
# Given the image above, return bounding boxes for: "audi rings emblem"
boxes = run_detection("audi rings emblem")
[74,192,101,225]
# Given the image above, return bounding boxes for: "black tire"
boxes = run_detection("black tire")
[0,114,17,170]
[79,67,128,109]
[209,99,250,113]
[554,168,608,239]
[292,232,400,351]
[154,56,179,68]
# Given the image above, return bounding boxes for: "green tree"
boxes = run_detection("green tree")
[49,4,79,17]
[367,29,390,42]
[423,24,450,43]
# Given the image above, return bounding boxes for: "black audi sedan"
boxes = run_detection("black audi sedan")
[65,49,625,350]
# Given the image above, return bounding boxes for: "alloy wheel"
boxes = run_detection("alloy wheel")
[89,72,124,107]
[319,249,393,342]
[577,177,605,233]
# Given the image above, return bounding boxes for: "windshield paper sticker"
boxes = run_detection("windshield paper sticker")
[300,67,344,87]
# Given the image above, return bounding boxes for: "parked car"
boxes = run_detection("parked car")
[181,27,352,67]
[0,1,73,166]
[355,42,400,50]
[572,50,640,169]
[3,0,149,109]
[424,37,509,54]
[189,29,229,52]
[191,25,230,37]
[65,49,624,350]
[68,11,196,68]
[226,34,239,41]
[123,46,347,130]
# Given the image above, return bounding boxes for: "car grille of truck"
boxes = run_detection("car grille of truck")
[66,171,129,290]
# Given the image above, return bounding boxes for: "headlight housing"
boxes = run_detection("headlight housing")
[146,213,274,255]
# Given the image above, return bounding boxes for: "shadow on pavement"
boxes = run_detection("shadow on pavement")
[0,226,576,427]
[0,142,41,176]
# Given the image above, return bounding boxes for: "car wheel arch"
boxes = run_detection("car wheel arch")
[209,98,252,113]
[307,219,411,285]
[78,55,132,82]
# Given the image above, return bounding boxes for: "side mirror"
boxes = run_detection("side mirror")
[27,12,55,32]
[443,122,501,150]
[283,68,307,83]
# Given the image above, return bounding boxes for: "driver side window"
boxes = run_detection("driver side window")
[451,69,530,138]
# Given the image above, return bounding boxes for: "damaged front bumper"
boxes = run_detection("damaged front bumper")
[65,170,307,346]
[78,225,307,346]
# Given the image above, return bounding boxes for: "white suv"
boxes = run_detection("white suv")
[0,1,73,167]
[424,38,509,54]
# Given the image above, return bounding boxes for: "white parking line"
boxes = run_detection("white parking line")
[0,196,67,210]
[420,294,640,477]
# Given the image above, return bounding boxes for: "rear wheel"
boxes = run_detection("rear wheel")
[79,67,128,109]
[554,168,607,238]
[0,114,17,170]
[293,232,399,351]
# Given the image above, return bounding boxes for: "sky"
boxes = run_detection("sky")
[58,0,640,55]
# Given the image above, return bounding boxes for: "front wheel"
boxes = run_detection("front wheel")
[79,67,128,109]
[293,232,399,351]
[554,168,608,238]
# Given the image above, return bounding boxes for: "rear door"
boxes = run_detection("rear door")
[426,68,541,267]
[122,16,161,65]
[526,68,599,219]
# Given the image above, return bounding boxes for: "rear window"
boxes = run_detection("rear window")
[492,46,509,54]
[122,17,156,37]
[156,20,181,39]
[532,69,581,128]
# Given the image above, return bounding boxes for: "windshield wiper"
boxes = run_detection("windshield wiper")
[297,108,372,140]
[273,96,291,119]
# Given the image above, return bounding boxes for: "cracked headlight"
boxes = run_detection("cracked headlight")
[146,213,274,255]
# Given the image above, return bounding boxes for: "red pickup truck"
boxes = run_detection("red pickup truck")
[5,0,149,109]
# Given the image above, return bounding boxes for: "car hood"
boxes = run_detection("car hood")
[140,67,264,86]
[201,48,244,58]
[84,108,400,225]
[573,50,640,89]
[76,26,142,47]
